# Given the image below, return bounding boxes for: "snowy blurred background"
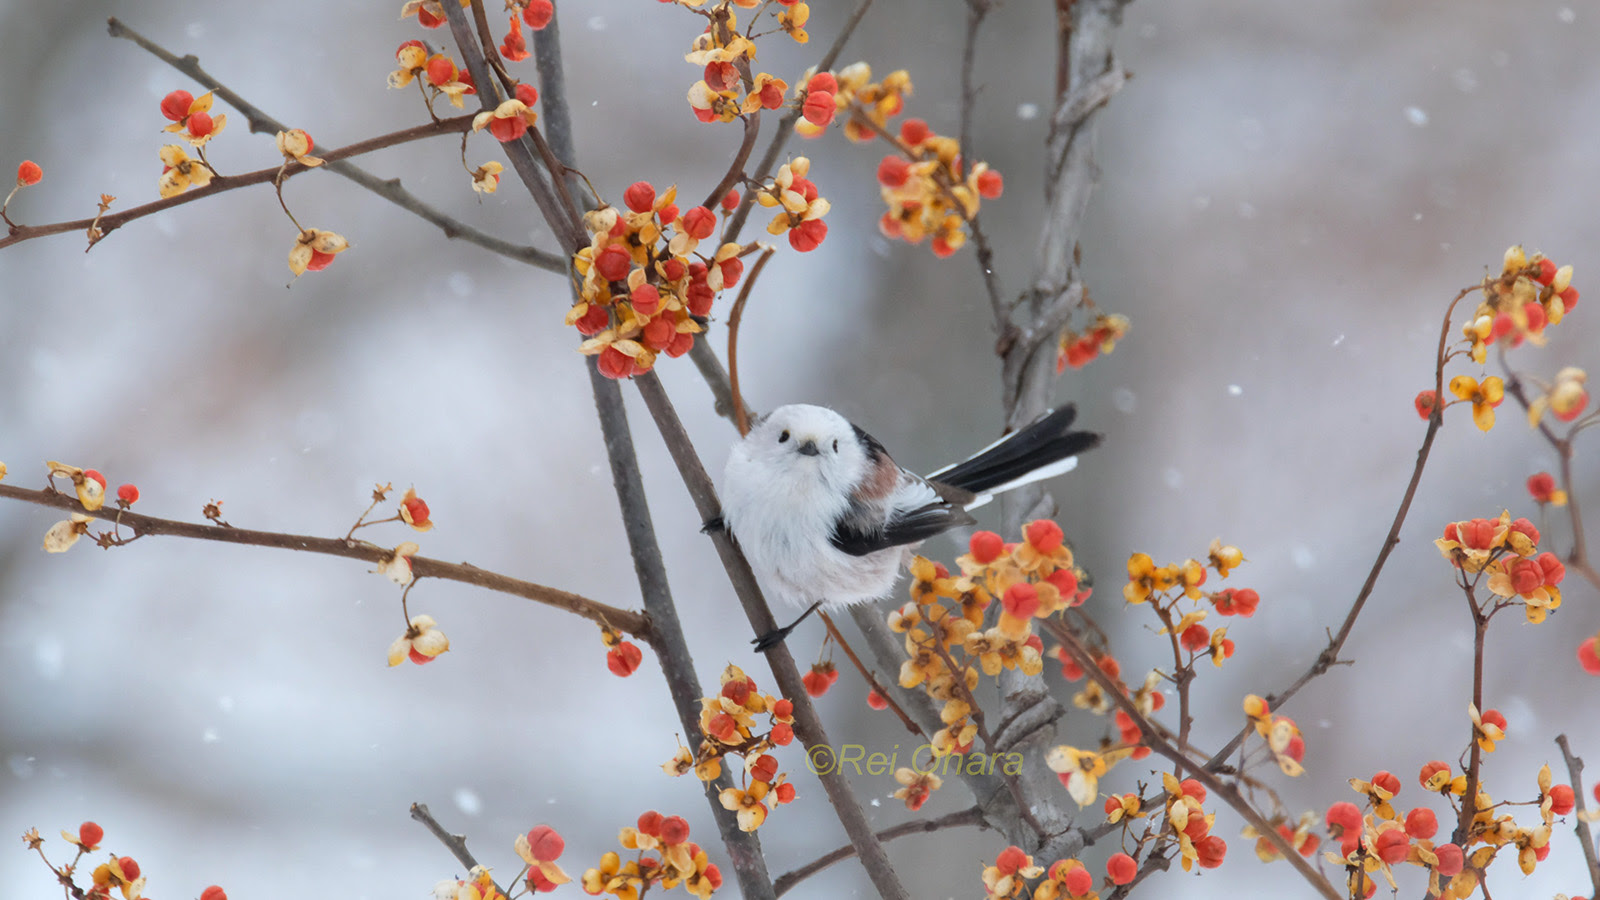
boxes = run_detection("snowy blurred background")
[2,0,1597,897]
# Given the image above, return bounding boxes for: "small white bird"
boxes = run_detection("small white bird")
[719,403,1100,649]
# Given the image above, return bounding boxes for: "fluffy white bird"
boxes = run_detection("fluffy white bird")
[719,403,1100,648]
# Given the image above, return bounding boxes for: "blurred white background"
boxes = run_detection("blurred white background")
[2,0,1597,897]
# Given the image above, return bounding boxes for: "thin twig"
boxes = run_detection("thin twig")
[409,803,511,897]
[772,805,987,897]
[1555,734,1600,896]
[725,246,776,436]
[817,610,924,736]
[704,114,763,213]
[1204,287,1474,770]
[2,117,487,251]
[0,483,649,636]
[631,370,911,900]
[957,0,1012,341]
[101,17,562,271]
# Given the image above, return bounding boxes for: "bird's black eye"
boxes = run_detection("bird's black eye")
[832,439,839,452]
[778,430,790,443]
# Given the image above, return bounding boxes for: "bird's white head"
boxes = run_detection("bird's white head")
[737,404,871,499]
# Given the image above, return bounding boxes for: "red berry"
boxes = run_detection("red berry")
[789,218,827,252]
[526,825,565,860]
[806,72,837,95]
[681,206,716,239]
[1062,864,1092,895]
[187,111,216,137]
[721,189,740,211]
[115,857,141,881]
[1535,257,1558,285]
[417,7,445,27]
[877,156,911,188]
[83,469,107,490]
[704,61,739,93]
[866,689,888,710]
[623,181,656,213]
[200,887,227,900]
[160,90,193,121]
[595,244,632,282]
[631,283,662,316]
[1002,583,1039,619]
[515,82,539,106]
[78,822,104,847]
[1106,852,1137,885]
[802,91,835,126]
[1580,635,1600,675]
[574,304,609,335]
[718,256,743,288]
[899,118,930,146]
[1549,784,1575,816]
[968,530,1003,563]
[1559,286,1579,310]
[659,815,690,845]
[1433,842,1463,876]
[16,160,43,186]
[1180,623,1210,652]
[487,115,528,142]
[994,845,1028,875]
[1404,807,1437,839]
[597,346,633,379]
[426,57,456,85]
[975,169,1004,199]
[637,810,663,835]
[408,647,435,665]
[665,332,695,357]
[606,641,643,676]
[1195,835,1227,868]
[660,258,687,281]
[1024,519,1064,553]
[523,0,554,29]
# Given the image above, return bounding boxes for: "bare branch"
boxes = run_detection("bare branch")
[772,805,987,896]
[0,483,650,636]
[102,17,563,272]
[409,803,512,897]
[1555,734,1600,895]
[2,117,497,252]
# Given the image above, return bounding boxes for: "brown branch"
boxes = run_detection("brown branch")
[1203,287,1473,771]
[725,246,776,437]
[772,805,987,897]
[817,610,924,736]
[957,0,1012,342]
[2,117,483,251]
[631,370,910,900]
[1500,363,1600,592]
[101,17,563,272]
[721,0,875,244]
[1555,734,1600,896]
[0,482,649,637]
[704,113,762,213]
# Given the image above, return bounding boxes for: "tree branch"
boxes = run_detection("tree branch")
[1,117,498,252]
[772,805,987,896]
[99,17,563,272]
[1555,733,1600,896]
[631,371,911,900]
[409,803,513,896]
[0,482,649,636]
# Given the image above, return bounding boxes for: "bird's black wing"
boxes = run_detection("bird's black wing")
[829,491,977,557]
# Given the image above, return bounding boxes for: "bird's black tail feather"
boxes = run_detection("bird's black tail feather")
[928,405,1102,497]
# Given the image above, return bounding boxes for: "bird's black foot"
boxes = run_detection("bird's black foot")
[752,601,821,651]
[701,515,725,534]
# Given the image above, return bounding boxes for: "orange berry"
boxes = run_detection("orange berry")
[1106,852,1136,885]
[200,887,226,900]
[16,160,42,186]
[994,845,1028,875]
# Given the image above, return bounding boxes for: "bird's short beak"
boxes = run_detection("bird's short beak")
[797,439,820,457]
